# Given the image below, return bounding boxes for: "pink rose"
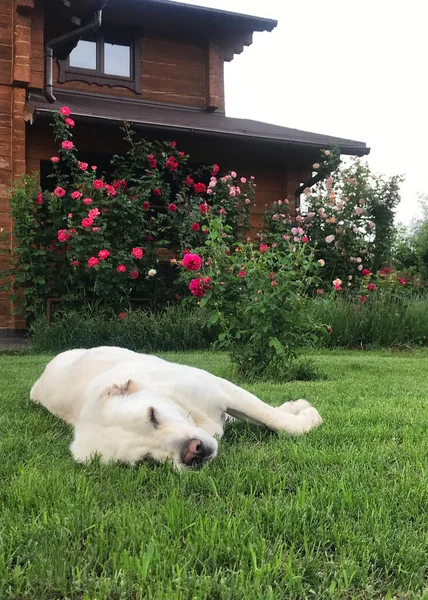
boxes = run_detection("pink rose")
[54,187,66,198]
[87,256,99,267]
[64,118,75,127]
[93,179,104,190]
[59,106,71,116]
[132,247,143,259]
[88,208,100,219]
[57,229,70,242]
[71,191,82,200]
[61,141,74,150]
[183,253,202,271]
[129,270,139,279]
[83,197,93,205]
[81,217,94,228]
[116,264,127,273]
[78,162,88,171]
[51,156,60,163]
[98,249,110,260]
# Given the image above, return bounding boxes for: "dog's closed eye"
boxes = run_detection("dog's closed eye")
[148,407,159,428]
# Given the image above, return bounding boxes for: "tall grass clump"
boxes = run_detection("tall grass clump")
[30,304,216,353]
[314,294,428,348]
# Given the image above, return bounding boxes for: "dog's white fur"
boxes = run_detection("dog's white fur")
[30,346,322,469]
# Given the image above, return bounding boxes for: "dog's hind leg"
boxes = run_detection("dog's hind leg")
[219,380,322,435]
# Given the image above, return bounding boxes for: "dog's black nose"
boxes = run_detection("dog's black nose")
[182,439,211,467]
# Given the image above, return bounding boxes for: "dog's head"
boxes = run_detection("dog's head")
[70,379,218,469]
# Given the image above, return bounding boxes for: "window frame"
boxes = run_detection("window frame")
[58,28,142,94]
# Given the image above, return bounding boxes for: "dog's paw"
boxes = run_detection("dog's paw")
[299,406,323,431]
[278,399,312,415]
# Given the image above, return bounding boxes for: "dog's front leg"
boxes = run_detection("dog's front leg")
[220,381,322,435]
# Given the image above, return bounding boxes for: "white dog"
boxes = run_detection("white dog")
[30,346,322,469]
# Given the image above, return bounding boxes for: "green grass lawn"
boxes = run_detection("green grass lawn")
[1,350,428,599]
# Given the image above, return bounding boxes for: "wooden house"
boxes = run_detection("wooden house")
[0,0,369,331]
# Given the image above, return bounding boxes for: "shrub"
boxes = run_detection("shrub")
[0,108,254,319]
[265,154,403,288]
[30,304,216,353]
[176,218,326,380]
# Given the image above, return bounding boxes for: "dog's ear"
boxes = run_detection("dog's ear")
[102,379,143,398]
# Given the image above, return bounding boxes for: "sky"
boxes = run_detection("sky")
[171,0,428,224]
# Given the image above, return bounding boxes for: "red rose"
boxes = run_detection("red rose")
[191,223,200,231]
[59,106,71,116]
[153,188,162,196]
[194,183,207,194]
[148,154,157,169]
[367,283,376,292]
[259,244,269,253]
[189,277,210,298]
[93,179,104,190]
[362,269,371,276]
[129,270,139,279]
[132,247,143,259]
[398,277,407,285]
[359,294,368,303]
[238,271,246,278]
[171,140,177,147]
[302,236,309,243]
[118,311,128,320]
[166,156,179,172]
[70,260,80,267]
[98,249,110,260]
[87,256,99,267]
[105,184,117,197]
[116,264,127,273]
[179,151,185,157]
[168,203,178,212]
[185,175,194,186]
[81,217,94,228]
[212,164,220,176]
[182,253,202,271]
[143,201,150,210]
[64,118,75,127]
[199,202,210,214]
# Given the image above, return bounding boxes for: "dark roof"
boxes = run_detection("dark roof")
[48,0,277,60]
[95,0,277,35]
[27,90,370,156]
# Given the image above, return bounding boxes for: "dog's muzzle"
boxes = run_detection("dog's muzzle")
[181,438,215,468]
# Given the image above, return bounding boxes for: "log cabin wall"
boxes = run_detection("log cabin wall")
[30,0,223,111]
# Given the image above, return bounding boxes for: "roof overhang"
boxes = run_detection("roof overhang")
[26,90,370,157]
[45,0,278,61]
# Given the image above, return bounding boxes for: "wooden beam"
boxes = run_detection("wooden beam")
[205,42,225,112]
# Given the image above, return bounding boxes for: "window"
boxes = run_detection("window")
[58,28,141,93]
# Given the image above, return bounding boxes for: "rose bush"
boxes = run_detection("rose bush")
[176,217,325,379]
[1,108,254,318]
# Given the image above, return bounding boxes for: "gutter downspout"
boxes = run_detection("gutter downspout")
[44,10,103,103]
